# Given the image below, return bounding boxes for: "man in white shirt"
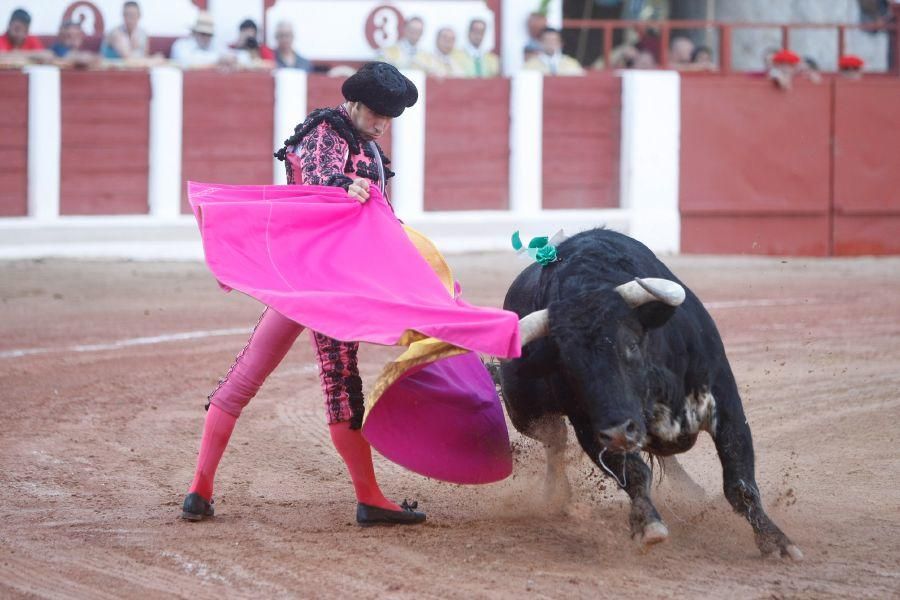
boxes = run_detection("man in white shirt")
[170,11,232,68]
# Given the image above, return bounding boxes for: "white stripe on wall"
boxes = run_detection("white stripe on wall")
[619,70,681,253]
[391,69,427,217]
[273,69,308,185]
[509,70,543,215]
[26,65,61,220]
[148,66,184,218]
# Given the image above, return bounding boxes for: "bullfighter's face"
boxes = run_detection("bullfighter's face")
[348,101,391,141]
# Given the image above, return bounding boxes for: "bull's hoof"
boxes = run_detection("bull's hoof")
[641,521,669,546]
[756,531,803,561]
[767,544,803,562]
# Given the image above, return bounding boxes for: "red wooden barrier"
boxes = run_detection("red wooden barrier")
[181,71,274,213]
[542,74,620,209]
[59,71,150,215]
[0,72,28,217]
[832,78,900,255]
[680,76,832,255]
[425,77,509,211]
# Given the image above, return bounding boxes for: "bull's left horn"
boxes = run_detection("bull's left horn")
[615,278,686,308]
[519,309,549,346]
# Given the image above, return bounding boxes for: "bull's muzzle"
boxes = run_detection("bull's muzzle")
[598,419,643,452]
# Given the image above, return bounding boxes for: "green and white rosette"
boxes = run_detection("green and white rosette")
[511,229,567,266]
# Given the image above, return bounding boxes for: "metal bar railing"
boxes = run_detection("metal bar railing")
[561,18,900,75]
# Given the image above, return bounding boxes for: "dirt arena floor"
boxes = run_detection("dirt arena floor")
[1,252,898,599]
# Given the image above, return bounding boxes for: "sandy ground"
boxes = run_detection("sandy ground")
[1,253,898,599]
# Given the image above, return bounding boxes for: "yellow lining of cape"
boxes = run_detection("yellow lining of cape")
[364,225,469,425]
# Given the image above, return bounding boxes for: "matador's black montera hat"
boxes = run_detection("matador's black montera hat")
[342,62,418,118]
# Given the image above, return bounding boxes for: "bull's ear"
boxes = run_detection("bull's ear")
[633,302,677,330]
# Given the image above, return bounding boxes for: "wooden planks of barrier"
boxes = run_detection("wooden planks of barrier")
[59,71,150,215]
[0,71,28,217]
[181,71,275,213]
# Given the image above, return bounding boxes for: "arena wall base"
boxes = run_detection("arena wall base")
[0,209,634,261]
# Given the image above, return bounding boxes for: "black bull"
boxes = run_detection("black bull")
[499,229,802,559]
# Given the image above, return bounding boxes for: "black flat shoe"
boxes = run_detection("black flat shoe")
[181,492,214,521]
[356,500,426,526]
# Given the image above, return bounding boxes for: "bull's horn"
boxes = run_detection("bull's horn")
[519,309,549,346]
[614,278,686,308]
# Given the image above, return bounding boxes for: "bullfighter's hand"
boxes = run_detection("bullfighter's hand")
[347,178,370,203]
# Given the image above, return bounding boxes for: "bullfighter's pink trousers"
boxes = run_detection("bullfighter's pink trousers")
[188,308,401,511]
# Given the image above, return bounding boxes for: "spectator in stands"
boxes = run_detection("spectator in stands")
[523,11,548,60]
[690,45,715,70]
[230,18,274,63]
[799,55,822,83]
[171,11,233,68]
[50,19,99,68]
[768,49,800,90]
[669,36,694,69]
[593,43,637,69]
[273,21,312,71]
[380,16,424,69]
[0,8,44,52]
[50,20,85,57]
[416,27,467,77]
[839,54,865,79]
[858,0,896,70]
[461,18,499,77]
[524,27,585,75]
[634,48,657,69]
[101,1,149,59]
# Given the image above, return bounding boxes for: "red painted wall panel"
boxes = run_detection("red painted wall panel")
[0,72,28,217]
[832,78,900,255]
[681,215,830,256]
[424,77,509,211]
[542,74,620,209]
[59,71,150,215]
[680,77,831,255]
[182,71,274,213]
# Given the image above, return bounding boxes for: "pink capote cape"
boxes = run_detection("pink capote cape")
[188,181,521,484]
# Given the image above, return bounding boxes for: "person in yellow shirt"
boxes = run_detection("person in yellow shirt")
[523,27,584,76]
[414,27,468,77]
[460,18,500,78]
[379,16,425,69]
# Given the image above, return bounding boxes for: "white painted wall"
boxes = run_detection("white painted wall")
[2,52,687,258]
[508,70,543,215]
[265,0,495,61]
[390,69,426,217]
[26,65,60,221]
[273,69,308,185]
[148,67,184,219]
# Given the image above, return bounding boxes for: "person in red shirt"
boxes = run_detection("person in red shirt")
[0,8,45,52]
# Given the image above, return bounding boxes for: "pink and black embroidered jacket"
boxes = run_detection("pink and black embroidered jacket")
[275,106,393,192]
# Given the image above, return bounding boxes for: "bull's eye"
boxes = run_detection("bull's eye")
[624,341,641,361]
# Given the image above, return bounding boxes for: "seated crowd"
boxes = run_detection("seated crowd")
[0,4,871,80]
